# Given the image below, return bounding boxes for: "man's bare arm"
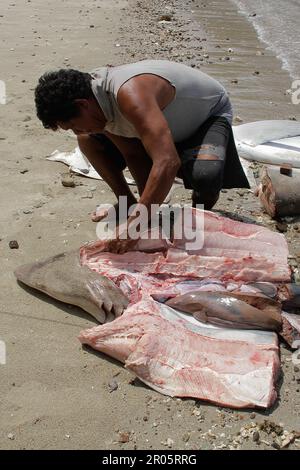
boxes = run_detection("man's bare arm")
[117,76,181,214]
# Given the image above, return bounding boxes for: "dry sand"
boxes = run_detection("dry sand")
[0,0,300,450]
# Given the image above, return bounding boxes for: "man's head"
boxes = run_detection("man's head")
[34,69,106,134]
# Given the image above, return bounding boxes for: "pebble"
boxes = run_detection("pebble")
[61,174,75,188]
[252,430,260,442]
[159,14,172,22]
[250,412,256,419]
[23,209,33,214]
[271,439,281,450]
[119,432,130,443]
[281,433,296,448]
[167,438,174,448]
[108,379,118,393]
[7,433,15,440]
[9,240,19,249]
[276,221,288,233]
[34,201,44,209]
[20,169,28,174]
[182,433,190,442]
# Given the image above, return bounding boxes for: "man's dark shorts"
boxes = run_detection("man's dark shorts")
[91,116,250,197]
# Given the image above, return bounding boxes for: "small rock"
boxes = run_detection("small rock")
[231,79,238,84]
[250,412,256,419]
[271,439,281,450]
[159,14,172,22]
[23,116,31,122]
[259,420,283,436]
[34,201,44,209]
[281,432,295,448]
[7,433,15,440]
[9,240,19,249]
[276,221,288,233]
[252,430,260,442]
[20,169,28,174]
[108,379,118,393]
[61,174,75,188]
[253,70,260,75]
[234,116,243,123]
[167,438,174,448]
[294,366,299,373]
[23,209,33,214]
[119,432,130,443]
[182,433,190,442]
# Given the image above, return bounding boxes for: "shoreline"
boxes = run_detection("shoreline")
[0,0,299,451]
[230,0,300,81]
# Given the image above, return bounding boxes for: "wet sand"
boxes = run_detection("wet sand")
[0,0,300,450]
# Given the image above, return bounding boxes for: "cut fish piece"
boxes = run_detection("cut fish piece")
[79,299,280,409]
[81,208,290,284]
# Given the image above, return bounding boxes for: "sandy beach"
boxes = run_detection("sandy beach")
[0,0,300,450]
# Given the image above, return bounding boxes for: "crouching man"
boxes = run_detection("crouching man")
[35,59,249,252]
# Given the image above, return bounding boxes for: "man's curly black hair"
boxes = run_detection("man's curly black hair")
[34,69,93,130]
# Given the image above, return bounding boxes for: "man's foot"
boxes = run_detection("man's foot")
[91,196,137,223]
[192,190,220,211]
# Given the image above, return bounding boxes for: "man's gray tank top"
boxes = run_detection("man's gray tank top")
[90,60,233,143]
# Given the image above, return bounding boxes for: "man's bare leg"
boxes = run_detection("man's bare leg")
[77,135,137,221]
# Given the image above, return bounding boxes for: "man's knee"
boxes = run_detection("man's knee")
[190,159,224,193]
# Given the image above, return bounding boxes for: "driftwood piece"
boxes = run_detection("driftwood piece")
[259,166,300,218]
